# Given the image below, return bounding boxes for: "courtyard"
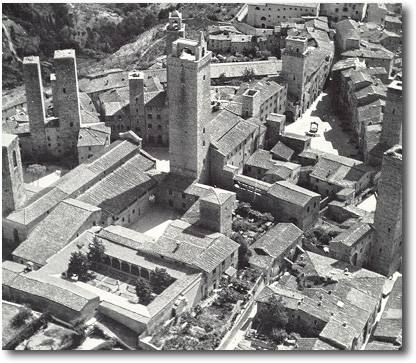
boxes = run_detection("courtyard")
[285,92,360,158]
[128,204,181,239]
[143,146,170,173]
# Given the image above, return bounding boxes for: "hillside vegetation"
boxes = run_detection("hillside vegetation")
[2,3,241,90]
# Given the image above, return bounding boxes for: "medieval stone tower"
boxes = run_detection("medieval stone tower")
[167,33,212,182]
[369,145,402,276]
[53,49,82,158]
[199,189,236,236]
[23,56,47,158]
[282,36,308,101]
[2,134,26,216]
[165,10,186,55]
[381,79,402,148]
[129,71,145,140]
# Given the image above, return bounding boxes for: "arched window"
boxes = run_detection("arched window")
[261,16,266,21]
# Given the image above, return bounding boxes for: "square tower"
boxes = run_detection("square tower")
[199,188,236,236]
[166,10,186,55]
[2,134,26,216]
[129,71,145,139]
[23,56,47,158]
[369,145,402,276]
[282,36,308,100]
[167,33,212,182]
[242,89,261,119]
[381,79,402,148]
[53,49,82,157]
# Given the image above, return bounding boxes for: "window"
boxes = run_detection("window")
[70,122,74,127]
[203,75,206,80]
[182,203,186,209]
[307,206,310,213]
[132,209,135,214]
[148,113,153,119]
[88,146,91,151]
[63,88,66,94]
[182,193,186,199]
[148,124,152,129]
[12,151,17,167]
[157,114,161,120]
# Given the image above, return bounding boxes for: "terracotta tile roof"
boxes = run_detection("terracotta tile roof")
[12,199,101,266]
[271,141,295,161]
[77,124,110,148]
[251,223,302,259]
[77,153,155,215]
[330,222,372,247]
[4,272,98,312]
[268,180,319,207]
[144,220,239,273]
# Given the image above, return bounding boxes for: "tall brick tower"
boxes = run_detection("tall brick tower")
[23,56,47,158]
[282,36,308,101]
[2,134,26,216]
[53,49,82,158]
[381,79,402,148]
[129,71,145,140]
[368,145,402,276]
[165,10,186,55]
[167,33,211,182]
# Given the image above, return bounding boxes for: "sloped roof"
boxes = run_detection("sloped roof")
[12,199,101,266]
[268,180,319,207]
[251,223,302,259]
[77,124,110,147]
[271,141,295,161]
[77,153,155,216]
[330,222,372,247]
[143,220,239,273]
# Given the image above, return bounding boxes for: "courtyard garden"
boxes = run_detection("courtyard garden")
[149,270,261,350]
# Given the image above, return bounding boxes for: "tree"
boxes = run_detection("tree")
[256,296,289,335]
[216,286,239,305]
[67,251,91,281]
[135,277,153,305]
[151,267,173,294]
[231,233,252,269]
[87,236,105,264]
[242,68,256,82]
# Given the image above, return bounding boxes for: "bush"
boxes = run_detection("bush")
[67,251,91,281]
[135,277,153,305]
[87,236,105,264]
[11,307,32,327]
[151,267,173,294]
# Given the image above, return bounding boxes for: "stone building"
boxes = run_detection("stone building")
[77,123,111,164]
[335,19,360,53]
[320,3,367,25]
[282,30,334,121]
[368,145,402,276]
[328,222,373,267]
[2,134,26,217]
[22,56,48,159]
[53,49,82,158]
[363,79,402,166]
[165,10,186,55]
[245,3,319,28]
[167,34,212,182]
[309,153,375,198]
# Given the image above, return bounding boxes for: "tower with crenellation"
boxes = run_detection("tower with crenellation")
[167,32,211,183]
[165,10,186,55]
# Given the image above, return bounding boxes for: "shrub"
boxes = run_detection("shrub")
[151,267,173,294]
[67,251,91,281]
[87,236,105,264]
[11,307,32,327]
[135,277,153,305]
